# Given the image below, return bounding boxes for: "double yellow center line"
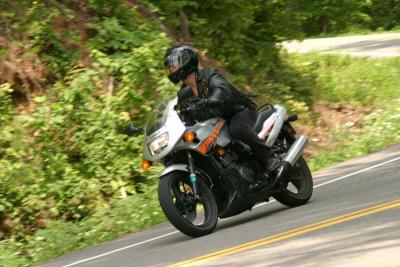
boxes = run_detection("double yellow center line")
[169,199,400,267]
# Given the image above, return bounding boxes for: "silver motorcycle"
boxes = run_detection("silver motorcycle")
[129,97,313,237]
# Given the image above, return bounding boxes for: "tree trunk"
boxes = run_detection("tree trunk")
[178,9,191,43]
[319,15,329,33]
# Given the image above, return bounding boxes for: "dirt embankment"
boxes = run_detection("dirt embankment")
[296,101,370,158]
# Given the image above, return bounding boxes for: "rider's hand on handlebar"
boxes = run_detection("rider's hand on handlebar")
[184,98,209,113]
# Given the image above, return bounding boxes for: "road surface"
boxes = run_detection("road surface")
[282,33,400,57]
[38,144,400,267]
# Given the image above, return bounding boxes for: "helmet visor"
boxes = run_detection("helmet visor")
[165,52,191,72]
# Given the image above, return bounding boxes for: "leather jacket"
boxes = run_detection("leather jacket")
[177,68,256,124]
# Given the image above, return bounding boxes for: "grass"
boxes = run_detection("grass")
[0,184,166,266]
[287,53,400,107]
[308,100,400,171]
[287,53,400,171]
[2,53,400,267]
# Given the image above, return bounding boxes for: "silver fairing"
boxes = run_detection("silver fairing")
[143,98,186,161]
[143,98,232,161]
[174,118,231,152]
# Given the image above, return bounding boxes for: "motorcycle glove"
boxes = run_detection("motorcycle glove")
[184,98,209,113]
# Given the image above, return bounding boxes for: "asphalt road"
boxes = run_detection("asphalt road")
[282,33,400,57]
[39,144,400,267]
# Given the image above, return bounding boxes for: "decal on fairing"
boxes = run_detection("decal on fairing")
[197,120,225,155]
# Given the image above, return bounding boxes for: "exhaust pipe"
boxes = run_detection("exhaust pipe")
[283,135,308,166]
[274,135,308,182]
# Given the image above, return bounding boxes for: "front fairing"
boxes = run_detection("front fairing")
[143,97,186,161]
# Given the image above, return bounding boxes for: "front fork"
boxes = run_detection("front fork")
[187,151,200,199]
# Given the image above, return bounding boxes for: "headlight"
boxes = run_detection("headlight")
[148,132,169,155]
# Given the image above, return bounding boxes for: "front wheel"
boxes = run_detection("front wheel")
[273,157,313,207]
[158,171,218,237]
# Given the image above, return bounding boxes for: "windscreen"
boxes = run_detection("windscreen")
[145,100,172,136]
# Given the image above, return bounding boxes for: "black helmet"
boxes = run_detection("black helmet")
[164,45,198,84]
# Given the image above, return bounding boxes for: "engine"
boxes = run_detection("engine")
[216,146,260,186]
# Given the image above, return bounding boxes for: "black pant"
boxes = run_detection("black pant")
[228,108,273,159]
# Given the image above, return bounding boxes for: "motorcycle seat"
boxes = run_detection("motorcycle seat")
[254,106,274,133]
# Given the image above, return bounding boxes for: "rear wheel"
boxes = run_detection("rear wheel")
[273,157,313,207]
[158,171,218,237]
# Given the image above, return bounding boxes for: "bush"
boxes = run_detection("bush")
[0,184,165,266]
[0,1,175,248]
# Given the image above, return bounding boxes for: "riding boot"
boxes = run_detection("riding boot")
[254,150,282,175]
[264,157,282,174]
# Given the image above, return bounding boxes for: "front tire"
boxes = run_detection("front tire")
[273,157,313,207]
[158,171,218,237]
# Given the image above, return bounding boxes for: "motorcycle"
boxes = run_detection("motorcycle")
[128,97,313,237]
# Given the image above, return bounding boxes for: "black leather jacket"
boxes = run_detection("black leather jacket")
[177,68,256,123]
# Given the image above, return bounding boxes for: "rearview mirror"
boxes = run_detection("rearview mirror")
[287,114,298,122]
[126,122,143,137]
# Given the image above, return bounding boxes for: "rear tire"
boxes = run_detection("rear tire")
[273,157,313,207]
[158,171,218,237]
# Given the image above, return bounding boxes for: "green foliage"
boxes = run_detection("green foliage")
[86,0,126,16]
[296,0,371,36]
[366,0,400,31]
[25,3,78,76]
[281,0,400,36]
[0,1,79,78]
[0,2,174,264]
[0,83,14,125]
[0,184,165,266]
[288,53,400,107]
[149,0,305,78]
[1,36,172,229]
[249,51,319,117]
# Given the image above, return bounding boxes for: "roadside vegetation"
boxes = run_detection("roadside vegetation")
[287,53,400,170]
[0,1,399,266]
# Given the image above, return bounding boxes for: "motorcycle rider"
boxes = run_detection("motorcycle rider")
[164,45,281,175]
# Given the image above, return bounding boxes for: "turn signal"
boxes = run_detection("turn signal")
[141,160,152,170]
[183,131,196,142]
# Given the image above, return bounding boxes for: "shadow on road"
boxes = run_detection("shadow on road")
[217,205,290,231]
[154,205,291,248]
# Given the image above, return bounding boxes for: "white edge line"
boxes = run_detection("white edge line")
[62,155,400,267]
[62,231,179,267]
[313,156,400,188]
